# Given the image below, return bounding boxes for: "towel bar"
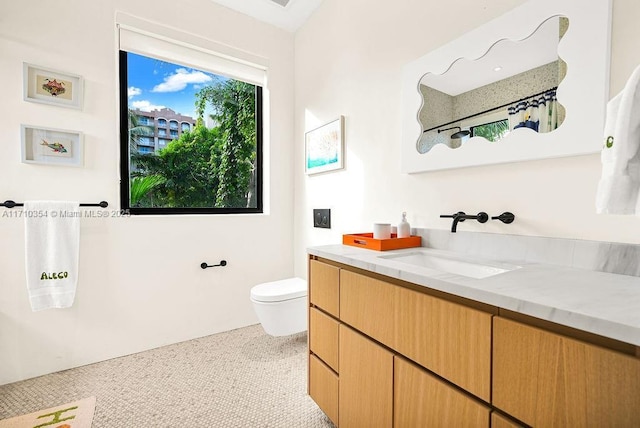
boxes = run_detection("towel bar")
[201,260,227,269]
[1,200,109,208]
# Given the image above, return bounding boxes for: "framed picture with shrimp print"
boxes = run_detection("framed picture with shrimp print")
[21,125,83,167]
[23,63,83,109]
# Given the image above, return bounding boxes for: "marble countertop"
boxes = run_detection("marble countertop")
[308,244,640,346]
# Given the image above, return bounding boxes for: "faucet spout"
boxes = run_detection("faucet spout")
[451,211,465,233]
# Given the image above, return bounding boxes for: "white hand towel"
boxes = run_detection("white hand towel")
[596,64,640,214]
[24,201,80,311]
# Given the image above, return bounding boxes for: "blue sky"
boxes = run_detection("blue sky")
[127,52,224,119]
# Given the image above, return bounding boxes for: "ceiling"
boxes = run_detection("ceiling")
[209,0,323,32]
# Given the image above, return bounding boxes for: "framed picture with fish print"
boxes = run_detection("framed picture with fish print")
[21,125,83,167]
[23,63,83,109]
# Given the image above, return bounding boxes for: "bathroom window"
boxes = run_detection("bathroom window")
[118,30,265,215]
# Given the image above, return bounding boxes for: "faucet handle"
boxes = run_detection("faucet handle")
[491,212,515,224]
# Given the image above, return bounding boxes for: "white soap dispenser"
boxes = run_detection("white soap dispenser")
[398,212,410,238]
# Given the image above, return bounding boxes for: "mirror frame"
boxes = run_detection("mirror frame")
[401,0,612,173]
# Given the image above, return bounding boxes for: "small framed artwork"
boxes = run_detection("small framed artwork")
[21,125,83,167]
[23,63,83,109]
[305,116,345,175]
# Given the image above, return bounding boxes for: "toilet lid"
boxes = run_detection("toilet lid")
[250,277,307,302]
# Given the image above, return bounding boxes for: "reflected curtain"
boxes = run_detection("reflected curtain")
[507,89,558,133]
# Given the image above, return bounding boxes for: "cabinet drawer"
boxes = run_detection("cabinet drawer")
[309,307,339,372]
[394,286,492,402]
[394,356,490,427]
[493,317,640,427]
[339,325,393,428]
[339,270,395,348]
[310,260,340,317]
[309,354,338,425]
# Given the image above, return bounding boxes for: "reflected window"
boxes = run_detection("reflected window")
[471,119,510,142]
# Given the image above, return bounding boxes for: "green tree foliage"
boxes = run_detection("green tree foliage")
[130,175,165,207]
[196,80,257,208]
[133,126,222,207]
[129,80,257,209]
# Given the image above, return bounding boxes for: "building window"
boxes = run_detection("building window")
[119,50,263,215]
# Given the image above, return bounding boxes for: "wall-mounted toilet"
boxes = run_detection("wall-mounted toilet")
[250,277,307,336]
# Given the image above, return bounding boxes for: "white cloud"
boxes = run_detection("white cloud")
[128,86,142,98]
[131,100,166,112]
[152,68,212,93]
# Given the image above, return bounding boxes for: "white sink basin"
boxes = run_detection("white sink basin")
[379,250,520,279]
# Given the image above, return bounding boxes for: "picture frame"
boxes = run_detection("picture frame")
[305,116,345,175]
[23,63,83,109]
[21,125,84,167]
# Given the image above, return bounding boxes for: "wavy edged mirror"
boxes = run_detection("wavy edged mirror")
[401,0,612,173]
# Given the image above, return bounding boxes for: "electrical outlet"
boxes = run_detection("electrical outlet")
[313,209,331,229]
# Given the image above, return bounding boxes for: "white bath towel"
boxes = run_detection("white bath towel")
[596,64,640,214]
[24,201,80,311]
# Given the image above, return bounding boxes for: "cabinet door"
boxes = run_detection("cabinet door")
[309,354,338,425]
[394,356,490,428]
[309,307,339,372]
[394,286,492,402]
[309,259,340,317]
[339,325,393,428]
[339,270,395,348]
[493,317,640,427]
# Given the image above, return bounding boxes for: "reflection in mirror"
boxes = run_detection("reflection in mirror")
[416,16,569,155]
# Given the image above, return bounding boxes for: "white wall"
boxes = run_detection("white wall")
[293,0,640,277]
[0,0,294,385]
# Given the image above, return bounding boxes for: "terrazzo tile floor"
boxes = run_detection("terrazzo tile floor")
[0,324,335,427]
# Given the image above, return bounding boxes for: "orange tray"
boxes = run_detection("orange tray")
[343,233,422,251]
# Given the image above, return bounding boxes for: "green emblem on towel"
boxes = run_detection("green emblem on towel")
[40,271,69,280]
[605,136,614,148]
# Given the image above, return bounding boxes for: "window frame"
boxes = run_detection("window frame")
[118,50,264,215]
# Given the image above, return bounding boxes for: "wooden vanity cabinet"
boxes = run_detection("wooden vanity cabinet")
[309,307,339,372]
[394,286,492,402]
[339,325,393,428]
[309,354,338,424]
[309,259,340,317]
[394,356,490,427]
[309,258,492,427]
[493,317,640,427]
[339,270,396,348]
[308,260,341,426]
[309,256,640,427]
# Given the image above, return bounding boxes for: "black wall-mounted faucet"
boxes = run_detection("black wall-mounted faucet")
[440,211,488,233]
[492,212,515,224]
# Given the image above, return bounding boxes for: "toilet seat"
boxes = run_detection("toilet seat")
[250,277,307,303]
